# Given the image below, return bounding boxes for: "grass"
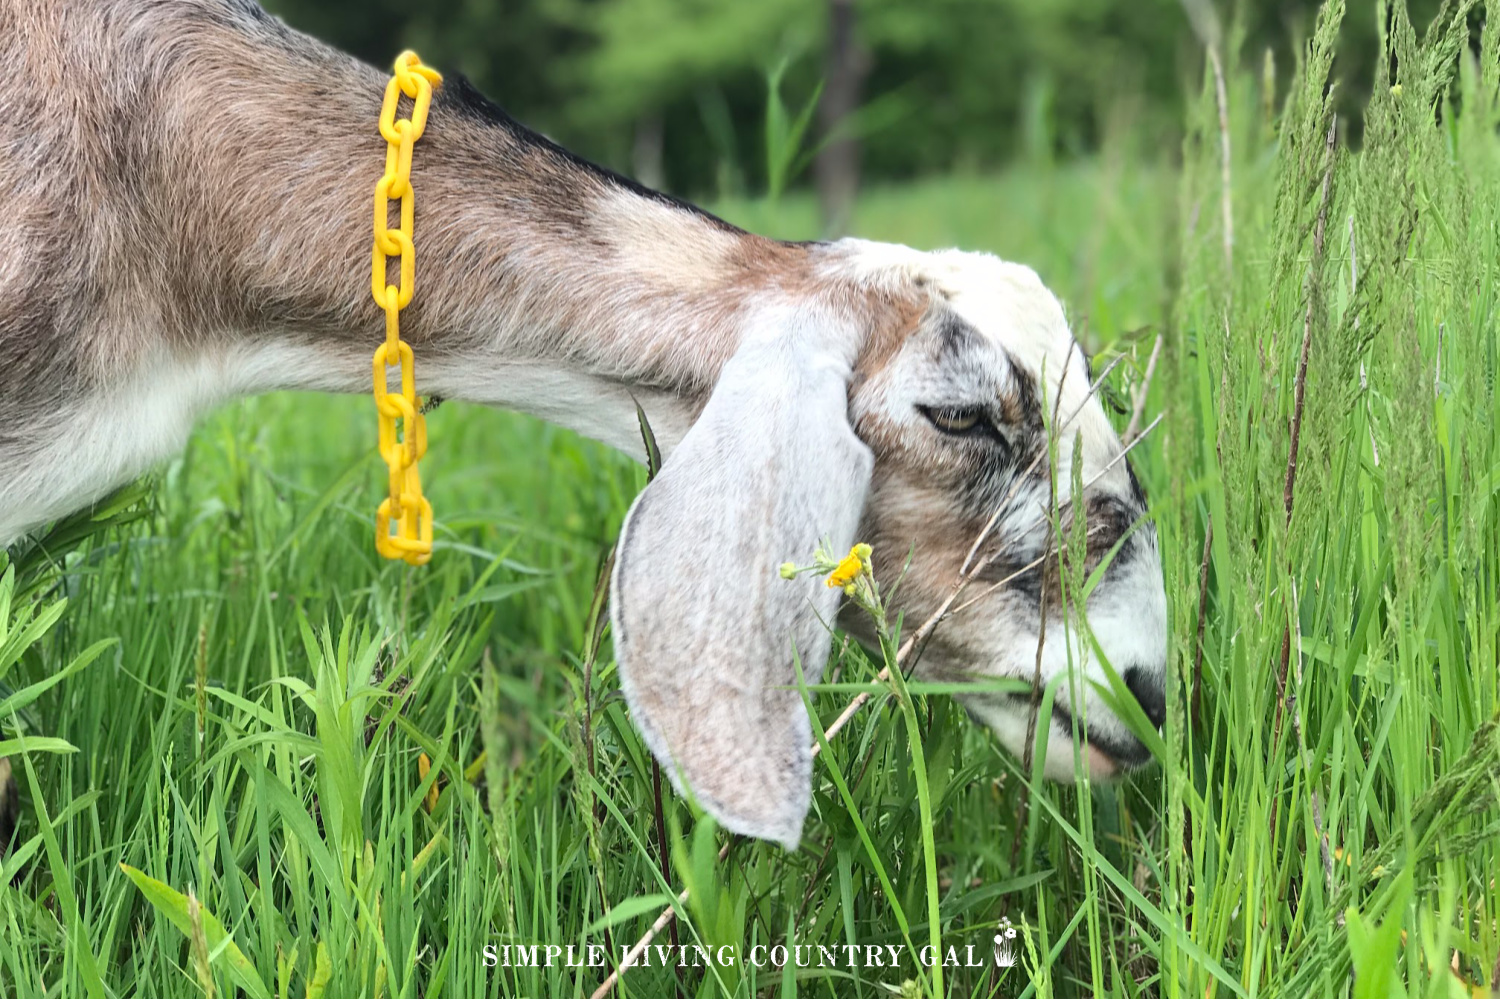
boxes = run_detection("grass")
[3,1,1500,996]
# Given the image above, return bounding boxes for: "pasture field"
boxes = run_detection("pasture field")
[2,3,1499,997]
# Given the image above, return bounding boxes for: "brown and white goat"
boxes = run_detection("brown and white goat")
[1,0,1167,847]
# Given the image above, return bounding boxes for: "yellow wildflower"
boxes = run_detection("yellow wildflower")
[825,553,861,589]
[825,543,873,590]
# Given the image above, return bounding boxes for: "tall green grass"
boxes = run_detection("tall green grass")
[1,1,1498,996]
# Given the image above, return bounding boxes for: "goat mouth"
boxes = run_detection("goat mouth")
[989,692,1153,772]
[959,690,1155,778]
[1045,698,1152,770]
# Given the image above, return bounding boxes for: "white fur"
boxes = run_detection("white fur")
[421,357,698,462]
[610,301,872,847]
[0,336,701,544]
[0,340,357,542]
[0,238,1166,851]
[834,241,1128,495]
[962,524,1168,780]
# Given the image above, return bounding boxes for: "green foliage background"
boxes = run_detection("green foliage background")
[1,1,1498,999]
[264,0,1447,196]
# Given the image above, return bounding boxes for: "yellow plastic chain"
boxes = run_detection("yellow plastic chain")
[370,52,441,565]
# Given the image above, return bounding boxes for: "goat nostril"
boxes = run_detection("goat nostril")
[1123,666,1167,730]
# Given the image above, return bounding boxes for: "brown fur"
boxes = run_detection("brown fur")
[0,0,1167,829]
[0,0,839,410]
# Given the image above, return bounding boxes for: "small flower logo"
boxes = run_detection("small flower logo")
[993,916,1018,968]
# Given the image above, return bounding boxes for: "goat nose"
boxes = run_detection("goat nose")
[1123,667,1166,729]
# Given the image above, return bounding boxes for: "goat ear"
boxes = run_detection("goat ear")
[610,312,872,849]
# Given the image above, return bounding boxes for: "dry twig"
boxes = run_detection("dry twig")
[1270,112,1337,845]
[1192,517,1212,730]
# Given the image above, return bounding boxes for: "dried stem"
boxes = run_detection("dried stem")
[960,348,1106,574]
[1126,334,1164,443]
[1270,111,1337,842]
[591,880,696,999]
[1282,114,1337,524]
[650,760,682,973]
[1020,345,1075,798]
[984,414,1166,575]
[581,549,618,966]
[1022,553,1052,777]
[961,447,1050,577]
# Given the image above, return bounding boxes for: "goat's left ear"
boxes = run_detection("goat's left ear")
[610,309,873,849]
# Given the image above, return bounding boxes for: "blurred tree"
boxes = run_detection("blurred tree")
[544,0,822,193]
[259,0,1460,198]
[817,0,872,236]
[260,0,588,135]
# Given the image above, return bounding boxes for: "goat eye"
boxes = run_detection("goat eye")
[920,406,985,435]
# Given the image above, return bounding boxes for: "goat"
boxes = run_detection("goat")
[0,0,1168,848]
